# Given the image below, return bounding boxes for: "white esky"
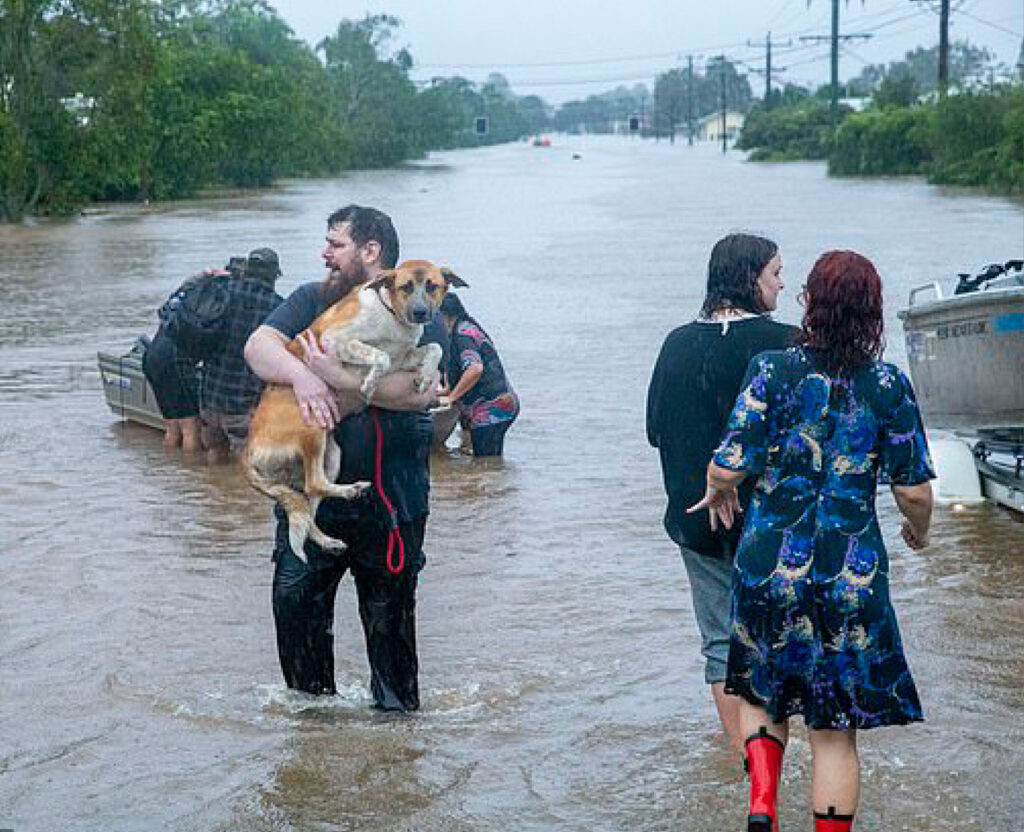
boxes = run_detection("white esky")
[267,0,1023,104]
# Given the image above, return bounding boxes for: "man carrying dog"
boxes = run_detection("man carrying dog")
[244,205,435,711]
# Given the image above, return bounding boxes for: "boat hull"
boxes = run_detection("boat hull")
[898,286,1024,431]
[98,347,166,430]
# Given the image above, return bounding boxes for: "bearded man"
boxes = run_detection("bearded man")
[244,205,435,710]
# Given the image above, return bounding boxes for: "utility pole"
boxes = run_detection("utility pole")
[687,55,695,145]
[800,0,871,127]
[713,55,728,154]
[938,0,949,97]
[911,0,951,98]
[747,32,792,108]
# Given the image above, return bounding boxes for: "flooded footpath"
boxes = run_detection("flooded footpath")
[1,135,1022,831]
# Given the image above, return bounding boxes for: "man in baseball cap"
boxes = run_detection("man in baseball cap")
[246,247,282,283]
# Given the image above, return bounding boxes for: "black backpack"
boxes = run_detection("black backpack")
[159,273,233,360]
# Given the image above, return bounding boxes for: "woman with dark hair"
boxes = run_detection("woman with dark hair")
[647,232,797,753]
[690,250,935,832]
[439,292,519,457]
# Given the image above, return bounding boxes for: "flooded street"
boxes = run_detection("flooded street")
[1,135,1023,831]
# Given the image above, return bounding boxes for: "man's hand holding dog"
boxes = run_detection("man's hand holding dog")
[295,332,343,428]
[295,331,436,422]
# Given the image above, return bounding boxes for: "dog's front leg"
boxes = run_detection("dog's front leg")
[332,339,391,401]
[398,343,443,392]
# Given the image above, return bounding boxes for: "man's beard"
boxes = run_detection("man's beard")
[322,260,369,305]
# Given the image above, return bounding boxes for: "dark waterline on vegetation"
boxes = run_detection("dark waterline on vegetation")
[1,136,1023,832]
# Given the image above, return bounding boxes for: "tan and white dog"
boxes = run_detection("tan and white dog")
[244,259,467,561]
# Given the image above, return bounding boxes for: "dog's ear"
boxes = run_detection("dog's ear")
[367,269,396,291]
[441,268,469,288]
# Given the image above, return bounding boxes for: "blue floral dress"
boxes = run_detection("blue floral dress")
[713,347,935,729]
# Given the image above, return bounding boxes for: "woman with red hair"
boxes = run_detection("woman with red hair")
[690,250,935,832]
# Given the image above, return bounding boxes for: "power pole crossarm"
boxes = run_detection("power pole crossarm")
[800,1,871,128]
[747,32,792,107]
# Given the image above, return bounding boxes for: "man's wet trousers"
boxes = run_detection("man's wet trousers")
[271,516,426,711]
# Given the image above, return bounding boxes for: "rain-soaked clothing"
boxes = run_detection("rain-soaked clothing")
[647,315,796,687]
[647,316,796,558]
[262,283,431,710]
[448,318,519,456]
[272,517,425,709]
[142,326,200,419]
[714,347,935,729]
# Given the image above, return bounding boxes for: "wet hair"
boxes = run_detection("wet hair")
[327,205,400,268]
[700,233,779,317]
[797,250,884,375]
[440,292,486,334]
[440,292,489,382]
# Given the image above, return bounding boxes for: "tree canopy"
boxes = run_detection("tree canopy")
[0,1,554,221]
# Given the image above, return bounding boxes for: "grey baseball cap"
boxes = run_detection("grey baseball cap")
[247,247,282,281]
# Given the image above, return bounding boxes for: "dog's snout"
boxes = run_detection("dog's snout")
[411,307,430,323]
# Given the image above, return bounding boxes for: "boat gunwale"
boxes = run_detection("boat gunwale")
[897,284,1024,322]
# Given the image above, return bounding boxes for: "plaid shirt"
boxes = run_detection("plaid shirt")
[200,277,283,415]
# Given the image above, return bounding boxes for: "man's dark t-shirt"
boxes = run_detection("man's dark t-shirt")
[262,282,432,531]
[647,316,797,557]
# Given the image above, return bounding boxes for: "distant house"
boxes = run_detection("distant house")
[839,96,870,113]
[696,110,745,142]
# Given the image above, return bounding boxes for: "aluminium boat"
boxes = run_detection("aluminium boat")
[898,259,1024,513]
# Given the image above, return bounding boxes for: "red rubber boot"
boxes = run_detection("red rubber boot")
[745,726,785,832]
[814,806,855,831]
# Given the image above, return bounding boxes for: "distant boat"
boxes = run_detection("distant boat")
[98,338,459,449]
[898,259,1024,513]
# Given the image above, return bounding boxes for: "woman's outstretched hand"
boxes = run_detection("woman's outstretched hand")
[687,485,741,532]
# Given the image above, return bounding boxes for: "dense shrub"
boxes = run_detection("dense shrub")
[830,107,932,176]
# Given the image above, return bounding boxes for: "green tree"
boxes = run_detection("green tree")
[737,97,839,160]
[873,74,920,109]
[849,41,997,97]
[318,14,424,167]
[0,0,94,219]
[830,107,931,175]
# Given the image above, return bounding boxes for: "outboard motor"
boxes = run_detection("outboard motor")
[954,262,1006,295]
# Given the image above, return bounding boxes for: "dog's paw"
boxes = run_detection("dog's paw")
[320,536,348,554]
[340,480,371,500]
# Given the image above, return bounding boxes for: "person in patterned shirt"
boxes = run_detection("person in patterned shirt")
[689,250,934,832]
[199,247,284,464]
[438,292,520,457]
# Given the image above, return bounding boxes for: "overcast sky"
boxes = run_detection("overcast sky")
[266,0,1022,104]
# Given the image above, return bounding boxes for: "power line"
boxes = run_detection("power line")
[412,5,931,73]
[415,40,754,71]
[412,1,1016,101]
[957,8,1023,38]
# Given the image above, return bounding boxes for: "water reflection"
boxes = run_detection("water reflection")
[0,137,1022,831]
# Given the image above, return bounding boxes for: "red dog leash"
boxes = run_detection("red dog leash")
[370,407,405,575]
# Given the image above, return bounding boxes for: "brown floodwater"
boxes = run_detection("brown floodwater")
[1,136,1023,832]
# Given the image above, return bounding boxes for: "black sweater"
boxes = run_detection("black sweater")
[646,316,797,557]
